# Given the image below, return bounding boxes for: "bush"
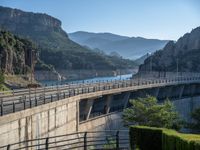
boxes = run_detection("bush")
[130,126,163,150]
[189,107,200,132]
[123,96,182,130]
[130,126,200,150]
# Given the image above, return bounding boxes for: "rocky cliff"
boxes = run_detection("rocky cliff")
[139,27,200,72]
[0,6,71,50]
[0,30,36,74]
[0,6,62,32]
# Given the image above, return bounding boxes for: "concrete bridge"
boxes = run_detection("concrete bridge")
[1,72,200,147]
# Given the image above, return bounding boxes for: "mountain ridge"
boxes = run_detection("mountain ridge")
[69,31,169,59]
[139,26,200,72]
[0,6,136,72]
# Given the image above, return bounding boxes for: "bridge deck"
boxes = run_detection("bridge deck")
[0,76,200,116]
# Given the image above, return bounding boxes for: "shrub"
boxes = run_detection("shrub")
[123,96,182,130]
[130,126,163,150]
[189,107,200,132]
[130,126,200,150]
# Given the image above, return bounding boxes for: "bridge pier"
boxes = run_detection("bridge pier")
[167,86,173,99]
[179,85,185,99]
[154,88,160,97]
[123,92,131,109]
[84,99,94,120]
[104,95,113,114]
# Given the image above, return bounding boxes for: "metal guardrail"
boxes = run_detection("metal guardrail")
[0,76,200,116]
[0,80,119,96]
[0,130,129,150]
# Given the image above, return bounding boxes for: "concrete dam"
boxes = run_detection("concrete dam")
[0,73,200,148]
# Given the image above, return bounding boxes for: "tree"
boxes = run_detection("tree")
[190,107,200,132]
[122,96,181,130]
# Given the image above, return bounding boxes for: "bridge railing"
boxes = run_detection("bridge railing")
[1,76,200,116]
[0,130,129,150]
[0,74,200,97]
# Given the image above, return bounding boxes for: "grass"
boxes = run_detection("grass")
[0,84,11,96]
[0,84,10,91]
[163,129,200,142]
[135,126,200,142]
[5,74,38,88]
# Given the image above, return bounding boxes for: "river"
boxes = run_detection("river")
[40,74,133,86]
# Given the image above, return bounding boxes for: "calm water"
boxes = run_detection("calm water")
[40,74,133,86]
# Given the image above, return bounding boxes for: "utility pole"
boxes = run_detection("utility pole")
[149,53,152,74]
[176,58,179,78]
[30,50,35,85]
[120,56,122,80]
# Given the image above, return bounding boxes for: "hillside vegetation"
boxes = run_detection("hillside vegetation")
[0,30,36,74]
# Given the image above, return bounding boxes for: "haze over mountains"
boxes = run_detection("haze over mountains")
[69,31,169,59]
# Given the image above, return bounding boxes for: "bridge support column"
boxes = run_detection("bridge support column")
[123,92,131,109]
[179,85,185,99]
[191,84,196,96]
[104,95,113,114]
[76,100,79,131]
[154,88,160,98]
[84,99,94,120]
[166,86,173,99]
[190,85,196,111]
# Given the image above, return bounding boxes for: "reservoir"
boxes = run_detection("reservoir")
[40,73,133,86]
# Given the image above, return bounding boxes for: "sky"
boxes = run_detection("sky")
[0,0,200,40]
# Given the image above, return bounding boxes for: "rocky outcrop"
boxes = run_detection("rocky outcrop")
[0,30,36,74]
[0,6,69,50]
[0,6,63,36]
[139,27,200,72]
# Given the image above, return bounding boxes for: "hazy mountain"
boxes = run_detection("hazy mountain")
[69,31,168,59]
[139,27,200,72]
[134,53,151,65]
[69,31,128,45]
[0,6,136,71]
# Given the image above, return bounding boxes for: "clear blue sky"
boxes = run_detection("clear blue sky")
[0,0,200,40]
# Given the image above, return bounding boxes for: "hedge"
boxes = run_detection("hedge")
[130,126,200,150]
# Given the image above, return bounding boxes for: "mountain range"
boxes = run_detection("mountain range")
[139,26,200,72]
[69,31,169,59]
[0,6,136,72]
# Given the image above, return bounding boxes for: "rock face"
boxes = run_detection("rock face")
[0,6,69,50]
[0,6,62,32]
[139,27,200,72]
[0,30,36,74]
